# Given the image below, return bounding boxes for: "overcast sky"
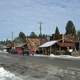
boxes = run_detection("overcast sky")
[0,0,80,40]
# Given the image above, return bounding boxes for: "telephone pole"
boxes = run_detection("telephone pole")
[39,22,42,37]
[39,22,43,45]
[12,32,13,42]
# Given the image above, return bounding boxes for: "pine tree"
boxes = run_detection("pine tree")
[55,26,60,35]
[65,20,76,36]
[30,32,37,38]
[19,32,26,42]
[54,27,61,40]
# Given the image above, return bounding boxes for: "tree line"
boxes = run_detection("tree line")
[52,20,80,40]
[14,20,80,43]
[0,20,80,45]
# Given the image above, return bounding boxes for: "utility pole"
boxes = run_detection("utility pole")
[12,32,13,42]
[39,22,42,37]
[39,22,43,45]
[12,32,14,46]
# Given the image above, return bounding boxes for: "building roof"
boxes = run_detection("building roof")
[39,41,58,48]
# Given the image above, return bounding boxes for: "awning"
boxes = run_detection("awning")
[39,41,58,48]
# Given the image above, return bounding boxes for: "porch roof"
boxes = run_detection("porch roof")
[39,41,58,48]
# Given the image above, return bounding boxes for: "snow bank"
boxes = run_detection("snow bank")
[0,50,8,53]
[0,67,22,80]
[50,54,80,59]
[34,54,80,59]
[34,54,48,57]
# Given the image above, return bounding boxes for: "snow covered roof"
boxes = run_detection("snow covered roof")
[39,41,58,48]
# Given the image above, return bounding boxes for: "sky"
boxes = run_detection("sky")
[0,0,80,40]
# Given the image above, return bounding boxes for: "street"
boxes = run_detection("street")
[0,53,80,80]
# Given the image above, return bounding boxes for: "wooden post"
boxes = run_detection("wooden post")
[42,48,44,54]
[44,48,45,55]
[50,46,51,55]
[44,48,47,55]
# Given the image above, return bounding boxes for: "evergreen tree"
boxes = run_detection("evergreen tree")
[42,34,46,38]
[54,26,61,40]
[19,32,26,42]
[30,32,37,38]
[65,20,76,36]
[55,26,60,35]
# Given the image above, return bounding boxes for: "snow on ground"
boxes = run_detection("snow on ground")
[50,54,80,59]
[0,67,22,80]
[34,54,80,59]
[0,50,8,54]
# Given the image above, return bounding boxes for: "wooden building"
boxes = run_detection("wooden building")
[39,41,58,55]
[5,37,47,55]
[39,39,75,55]
[14,43,28,55]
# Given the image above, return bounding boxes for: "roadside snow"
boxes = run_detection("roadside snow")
[50,54,80,59]
[34,54,48,57]
[0,67,22,80]
[34,54,80,60]
[0,50,8,54]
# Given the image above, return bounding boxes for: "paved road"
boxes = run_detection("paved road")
[0,53,80,80]
[0,52,80,68]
